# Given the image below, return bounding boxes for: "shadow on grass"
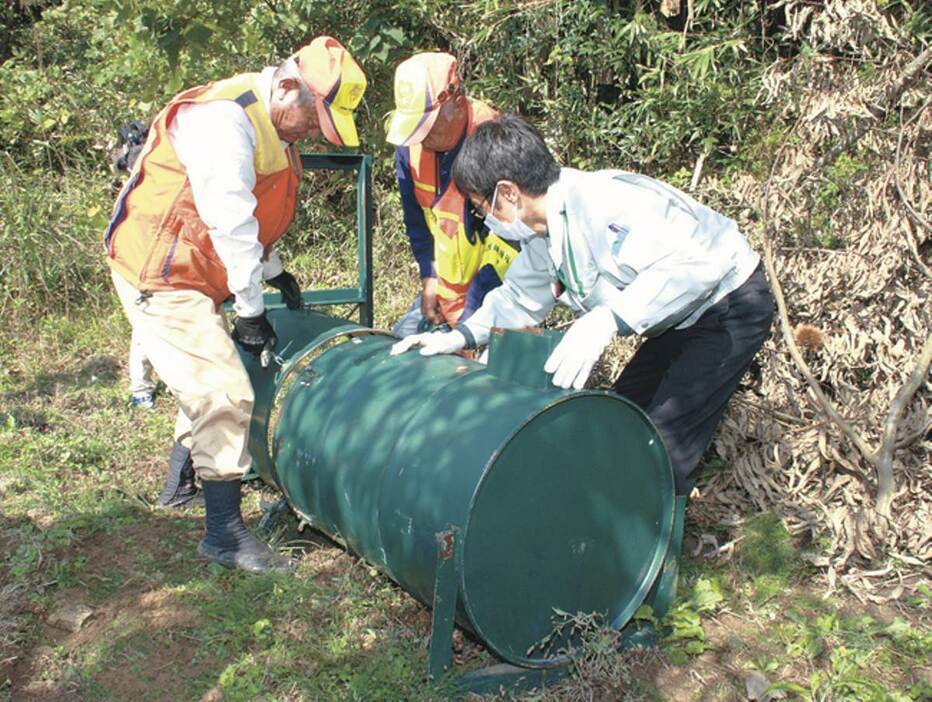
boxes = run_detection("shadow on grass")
[1,354,122,428]
[4,492,454,702]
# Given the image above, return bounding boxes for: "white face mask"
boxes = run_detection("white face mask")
[484,186,538,243]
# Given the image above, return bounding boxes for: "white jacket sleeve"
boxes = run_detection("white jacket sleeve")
[611,251,731,335]
[262,249,284,280]
[598,181,737,335]
[460,237,557,346]
[169,101,266,318]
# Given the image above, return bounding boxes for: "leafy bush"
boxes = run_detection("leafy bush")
[0,159,112,317]
[0,0,928,319]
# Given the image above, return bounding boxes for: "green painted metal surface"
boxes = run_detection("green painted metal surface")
[296,153,373,326]
[238,308,359,484]
[242,318,675,668]
[428,527,459,679]
[645,494,687,621]
[461,393,672,665]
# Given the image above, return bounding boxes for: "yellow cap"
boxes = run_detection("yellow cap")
[293,36,367,147]
[386,52,460,147]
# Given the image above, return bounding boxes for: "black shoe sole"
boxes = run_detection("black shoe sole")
[197,540,293,574]
[155,489,202,510]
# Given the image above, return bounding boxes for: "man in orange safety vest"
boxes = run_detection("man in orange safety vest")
[105,36,366,573]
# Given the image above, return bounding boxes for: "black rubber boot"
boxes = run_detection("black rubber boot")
[156,441,200,509]
[197,479,292,574]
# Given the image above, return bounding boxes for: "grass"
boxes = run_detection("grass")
[0,322,450,700]
[736,511,799,579]
[2,305,929,701]
[0,159,114,321]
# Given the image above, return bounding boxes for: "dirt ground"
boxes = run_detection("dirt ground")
[4,492,929,701]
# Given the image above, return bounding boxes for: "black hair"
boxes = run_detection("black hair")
[452,114,561,201]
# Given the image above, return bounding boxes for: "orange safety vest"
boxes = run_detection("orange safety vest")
[407,98,516,325]
[105,72,302,306]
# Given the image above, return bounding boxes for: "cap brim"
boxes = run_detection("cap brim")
[386,106,441,147]
[316,100,358,148]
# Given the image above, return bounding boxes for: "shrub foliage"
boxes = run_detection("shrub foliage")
[4,0,926,316]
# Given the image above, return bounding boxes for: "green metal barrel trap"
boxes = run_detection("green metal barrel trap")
[238,153,684,694]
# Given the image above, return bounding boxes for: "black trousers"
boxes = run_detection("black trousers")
[612,264,774,495]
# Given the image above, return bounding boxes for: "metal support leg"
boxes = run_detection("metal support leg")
[644,494,687,620]
[427,505,679,697]
[428,527,459,681]
[257,497,290,534]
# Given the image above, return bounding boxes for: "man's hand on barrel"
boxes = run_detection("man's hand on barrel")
[544,305,617,390]
[390,330,466,357]
[232,312,278,356]
[420,277,443,325]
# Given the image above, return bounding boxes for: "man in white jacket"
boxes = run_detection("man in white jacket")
[392,115,773,495]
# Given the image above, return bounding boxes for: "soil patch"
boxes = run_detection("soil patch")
[8,516,202,701]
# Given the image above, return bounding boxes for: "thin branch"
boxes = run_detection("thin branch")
[893,98,932,279]
[734,397,811,426]
[874,333,932,517]
[893,97,932,232]
[760,121,880,467]
[895,416,932,450]
[778,246,871,260]
[760,45,932,527]
[903,218,932,281]
[813,45,932,172]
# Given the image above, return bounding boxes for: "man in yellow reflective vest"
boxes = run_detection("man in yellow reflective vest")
[386,53,516,337]
[105,37,366,573]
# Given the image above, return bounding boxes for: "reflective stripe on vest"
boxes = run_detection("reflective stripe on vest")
[105,72,301,304]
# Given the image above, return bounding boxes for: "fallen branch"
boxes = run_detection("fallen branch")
[895,416,932,450]
[760,47,932,536]
[894,98,932,279]
[735,397,810,426]
[874,333,932,517]
[761,224,879,466]
[813,45,932,172]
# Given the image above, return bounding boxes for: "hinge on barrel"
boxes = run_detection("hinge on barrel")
[428,525,459,681]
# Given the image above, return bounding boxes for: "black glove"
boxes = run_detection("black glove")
[232,313,277,355]
[266,271,302,310]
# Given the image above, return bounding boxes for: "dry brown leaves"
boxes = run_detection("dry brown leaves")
[693,0,930,599]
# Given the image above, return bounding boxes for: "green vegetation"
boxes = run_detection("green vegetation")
[5,0,927,319]
[0,315,453,699]
[2,0,930,699]
[737,510,800,580]
[660,576,727,662]
[767,610,932,701]
[2,339,929,698]
[807,152,874,249]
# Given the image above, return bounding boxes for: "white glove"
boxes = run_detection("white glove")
[390,330,467,357]
[544,306,617,390]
